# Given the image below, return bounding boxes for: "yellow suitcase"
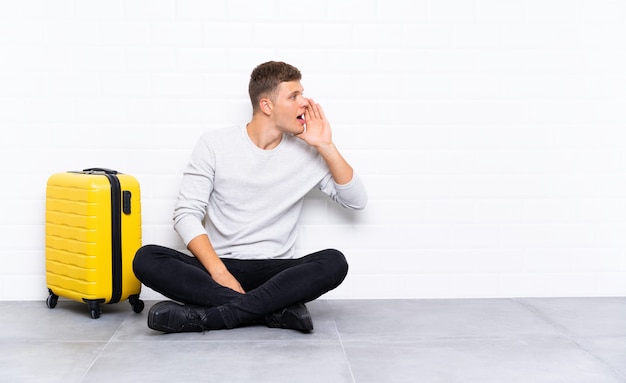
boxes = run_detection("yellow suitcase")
[45,168,144,318]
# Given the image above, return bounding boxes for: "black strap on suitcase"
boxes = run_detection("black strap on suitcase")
[81,168,126,304]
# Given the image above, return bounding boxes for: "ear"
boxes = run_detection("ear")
[259,97,273,116]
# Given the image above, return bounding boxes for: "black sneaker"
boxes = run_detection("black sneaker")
[265,303,314,333]
[147,301,210,333]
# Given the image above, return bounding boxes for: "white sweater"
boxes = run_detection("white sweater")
[173,125,368,260]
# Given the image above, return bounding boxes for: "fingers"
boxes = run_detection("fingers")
[305,98,324,120]
[316,102,327,120]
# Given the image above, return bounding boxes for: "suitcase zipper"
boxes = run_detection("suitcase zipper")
[103,172,123,304]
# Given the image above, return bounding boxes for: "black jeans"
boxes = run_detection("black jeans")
[132,245,348,329]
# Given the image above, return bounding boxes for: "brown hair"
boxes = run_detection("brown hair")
[248,61,302,113]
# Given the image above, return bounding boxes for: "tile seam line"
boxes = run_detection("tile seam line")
[79,317,126,380]
[330,301,357,383]
[513,298,626,380]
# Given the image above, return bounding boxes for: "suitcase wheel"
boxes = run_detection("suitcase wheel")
[129,294,145,314]
[46,290,59,309]
[87,301,102,319]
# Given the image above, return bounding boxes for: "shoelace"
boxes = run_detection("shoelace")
[265,308,287,327]
[184,308,209,333]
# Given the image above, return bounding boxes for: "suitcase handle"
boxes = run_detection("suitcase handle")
[82,168,118,175]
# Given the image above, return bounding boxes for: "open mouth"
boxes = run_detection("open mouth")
[297,114,305,121]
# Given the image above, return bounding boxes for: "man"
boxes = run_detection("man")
[133,61,367,333]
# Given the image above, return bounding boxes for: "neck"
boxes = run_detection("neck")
[246,116,283,150]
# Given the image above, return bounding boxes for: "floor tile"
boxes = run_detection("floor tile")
[518,297,626,337]
[83,341,353,383]
[0,342,105,383]
[577,336,626,379]
[344,337,624,383]
[330,299,560,341]
[0,300,129,342]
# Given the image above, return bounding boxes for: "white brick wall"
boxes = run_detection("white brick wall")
[1,0,625,300]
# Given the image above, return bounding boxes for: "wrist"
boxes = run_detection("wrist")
[208,263,228,277]
[315,141,336,156]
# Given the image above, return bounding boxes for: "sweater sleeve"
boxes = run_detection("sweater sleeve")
[173,135,215,247]
[318,172,368,210]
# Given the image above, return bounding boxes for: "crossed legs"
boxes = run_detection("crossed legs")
[132,245,348,332]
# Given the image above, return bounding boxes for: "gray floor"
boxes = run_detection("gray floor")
[1,298,625,382]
